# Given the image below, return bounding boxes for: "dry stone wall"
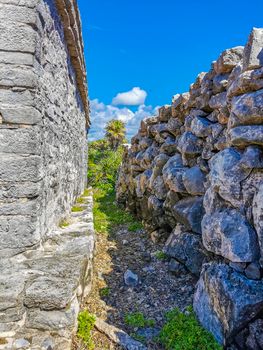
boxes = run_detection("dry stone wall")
[0,1,94,349]
[117,28,263,348]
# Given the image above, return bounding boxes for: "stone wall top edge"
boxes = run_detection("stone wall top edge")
[55,0,90,127]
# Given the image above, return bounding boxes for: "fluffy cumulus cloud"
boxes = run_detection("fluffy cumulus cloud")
[89,95,159,141]
[112,87,147,106]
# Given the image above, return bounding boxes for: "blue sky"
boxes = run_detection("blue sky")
[77,0,263,140]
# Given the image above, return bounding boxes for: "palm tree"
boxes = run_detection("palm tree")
[105,119,126,150]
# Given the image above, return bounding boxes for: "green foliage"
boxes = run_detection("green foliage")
[72,206,85,213]
[128,221,144,232]
[76,197,86,204]
[88,140,124,192]
[159,307,222,350]
[59,219,70,228]
[155,251,168,260]
[89,139,143,235]
[93,189,139,235]
[124,312,155,328]
[99,287,110,297]
[105,119,126,150]
[77,310,96,349]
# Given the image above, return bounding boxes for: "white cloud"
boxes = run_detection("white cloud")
[112,87,147,106]
[89,98,159,141]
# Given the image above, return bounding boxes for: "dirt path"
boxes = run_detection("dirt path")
[74,219,197,350]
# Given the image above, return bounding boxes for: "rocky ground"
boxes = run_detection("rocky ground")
[73,222,196,349]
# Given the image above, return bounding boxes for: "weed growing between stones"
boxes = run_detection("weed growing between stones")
[155,251,169,261]
[77,310,96,349]
[159,307,222,350]
[59,219,70,228]
[128,221,144,232]
[99,287,111,297]
[124,312,155,328]
[71,206,85,213]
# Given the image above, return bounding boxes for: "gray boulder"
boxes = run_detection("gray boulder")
[177,131,203,156]
[229,125,263,147]
[230,89,263,127]
[214,46,244,74]
[202,209,259,262]
[172,196,204,234]
[182,166,206,195]
[243,27,263,71]
[209,148,250,207]
[165,225,206,275]
[194,263,263,345]
[190,116,212,138]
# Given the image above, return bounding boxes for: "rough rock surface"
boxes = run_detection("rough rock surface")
[0,0,93,348]
[117,28,263,347]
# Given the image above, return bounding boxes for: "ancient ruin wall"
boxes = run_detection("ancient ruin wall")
[0,0,89,257]
[117,28,263,348]
[0,1,94,348]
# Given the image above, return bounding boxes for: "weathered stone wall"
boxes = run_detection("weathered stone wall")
[117,28,263,348]
[0,1,94,348]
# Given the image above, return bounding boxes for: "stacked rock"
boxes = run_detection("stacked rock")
[116,28,263,348]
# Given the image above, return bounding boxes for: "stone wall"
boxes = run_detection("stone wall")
[117,28,263,348]
[0,1,94,348]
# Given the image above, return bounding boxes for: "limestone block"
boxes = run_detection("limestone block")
[202,209,259,262]
[209,91,227,109]
[243,28,263,70]
[214,46,244,74]
[172,196,205,234]
[0,128,41,155]
[177,131,203,156]
[0,66,37,88]
[182,166,206,195]
[165,225,206,275]
[230,89,263,127]
[0,216,40,250]
[0,4,36,24]
[0,23,36,53]
[208,148,250,207]
[229,125,263,147]
[194,263,263,344]
[190,116,212,138]
[0,155,42,182]
[0,107,42,125]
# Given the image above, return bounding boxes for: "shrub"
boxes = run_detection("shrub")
[77,310,96,349]
[124,312,155,328]
[159,307,222,350]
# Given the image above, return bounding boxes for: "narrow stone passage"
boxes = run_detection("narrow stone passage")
[73,191,196,349]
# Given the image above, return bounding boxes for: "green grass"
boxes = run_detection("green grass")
[93,188,141,235]
[155,251,168,260]
[99,287,110,297]
[76,197,86,204]
[59,219,70,228]
[128,221,144,232]
[83,188,92,197]
[77,310,96,349]
[124,312,155,328]
[159,307,222,350]
[72,206,85,213]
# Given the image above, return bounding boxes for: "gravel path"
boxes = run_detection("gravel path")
[74,225,197,349]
